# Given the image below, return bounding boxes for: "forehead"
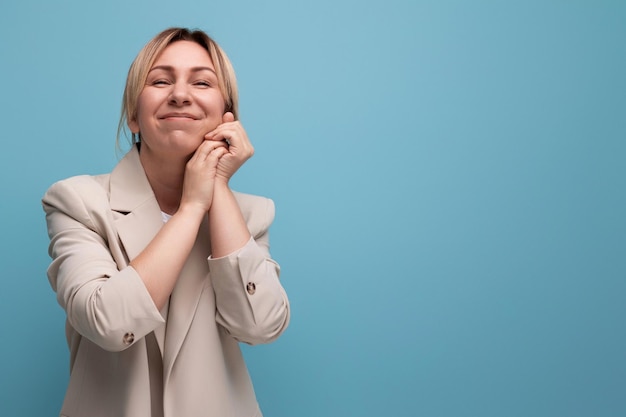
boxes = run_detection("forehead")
[152,40,215,69]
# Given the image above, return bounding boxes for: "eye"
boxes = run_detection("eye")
[150,79,171,86]
[193,80,212,88]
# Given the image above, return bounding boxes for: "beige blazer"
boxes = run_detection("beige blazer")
[42,146,290,417]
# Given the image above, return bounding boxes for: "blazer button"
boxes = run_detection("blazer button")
[246,282,256,295]
[123,332,135,345]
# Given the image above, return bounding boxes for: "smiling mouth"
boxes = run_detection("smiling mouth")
[160,114,198,120]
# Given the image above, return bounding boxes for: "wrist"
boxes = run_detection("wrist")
[214,177,231,192]
[176,201,209,219]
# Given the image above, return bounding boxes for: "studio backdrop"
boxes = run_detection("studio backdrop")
[1,1,625,416]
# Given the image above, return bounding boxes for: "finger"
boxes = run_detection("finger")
[205,113,236,140]
[191,140,226,161]
[204,126,234,142]
[222,112,235,123]
[205,130,238,150]
[204,146,229,166]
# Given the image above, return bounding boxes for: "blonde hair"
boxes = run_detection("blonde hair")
[116,27,239,151]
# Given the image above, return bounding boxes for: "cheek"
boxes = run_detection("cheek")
[199,91,227,114]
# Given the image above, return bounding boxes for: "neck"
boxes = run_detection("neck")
[139,145,187,215]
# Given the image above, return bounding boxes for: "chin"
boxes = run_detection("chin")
[169,133,204,148]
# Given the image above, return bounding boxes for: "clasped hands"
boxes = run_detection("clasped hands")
[181,112,254,212]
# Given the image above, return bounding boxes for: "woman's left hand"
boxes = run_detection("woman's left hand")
[204,112,254,183]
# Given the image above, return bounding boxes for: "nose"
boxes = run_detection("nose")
[168,82,191,106]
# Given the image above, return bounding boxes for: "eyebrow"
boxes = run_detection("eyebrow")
[148,65,217,75]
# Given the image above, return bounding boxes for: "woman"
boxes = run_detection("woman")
[42,27,290,417]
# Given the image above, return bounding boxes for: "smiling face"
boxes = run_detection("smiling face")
[128,40,226,158]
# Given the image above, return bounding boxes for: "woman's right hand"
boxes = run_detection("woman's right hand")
[180,140,229,214]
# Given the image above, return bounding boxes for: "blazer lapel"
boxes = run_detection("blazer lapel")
[163,214,211,383]
[109,146,163,262]
[108,145,209,378]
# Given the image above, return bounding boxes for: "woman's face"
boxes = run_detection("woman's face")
[129,40,226,157]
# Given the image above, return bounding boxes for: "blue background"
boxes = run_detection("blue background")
[1,0,625,416]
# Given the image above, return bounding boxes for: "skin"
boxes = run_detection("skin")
[127,41,254,310]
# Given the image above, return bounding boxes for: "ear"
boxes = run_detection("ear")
[128,118,139,134]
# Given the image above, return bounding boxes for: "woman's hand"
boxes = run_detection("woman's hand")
[180,140,228,214]
[204,112,254,184]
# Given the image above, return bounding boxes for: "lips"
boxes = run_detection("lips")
[159,112,198,120]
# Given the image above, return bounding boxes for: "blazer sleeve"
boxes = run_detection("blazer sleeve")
[208,196,290,345]
[42,177,165,352]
